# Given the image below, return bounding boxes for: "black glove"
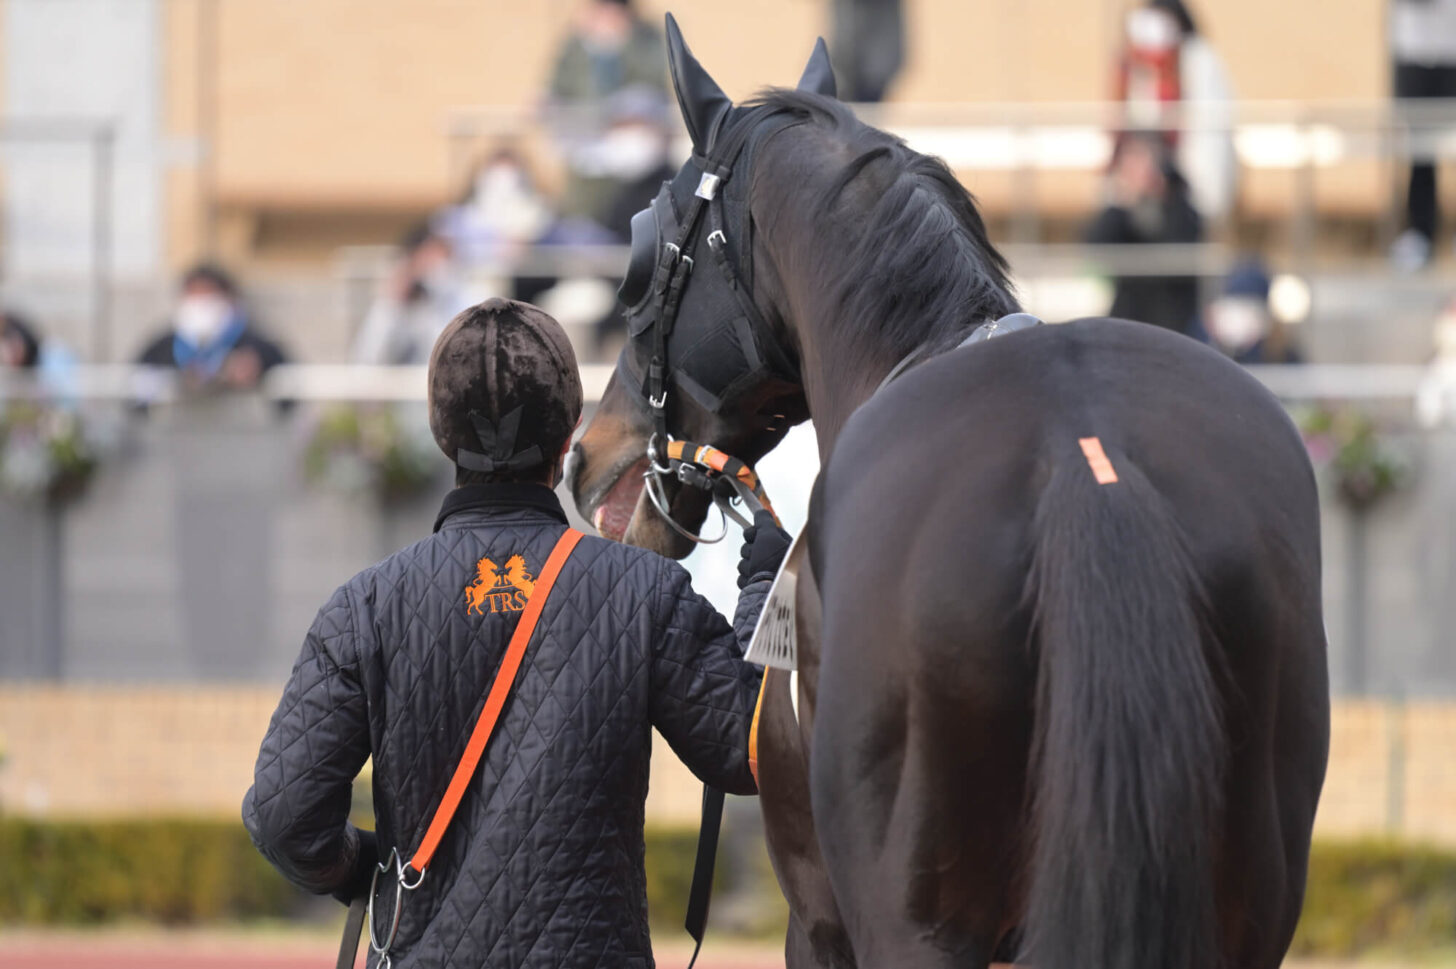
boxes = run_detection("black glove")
[738,509,791,589]
[330,827,380,905]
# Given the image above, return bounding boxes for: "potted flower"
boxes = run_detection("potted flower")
[0,402,99,506]
[1297,405,1411,512]
[1296,403,1414,693]
[301,404,441,506]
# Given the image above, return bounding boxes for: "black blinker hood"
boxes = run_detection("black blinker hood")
[618,106,803,420]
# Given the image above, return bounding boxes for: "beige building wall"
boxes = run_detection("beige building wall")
[2,688,1455,841]
[152,0,1395,269]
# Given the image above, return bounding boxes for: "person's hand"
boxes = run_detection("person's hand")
[331,828,380,905]
[221,346,263,389]
[738,509,791,589]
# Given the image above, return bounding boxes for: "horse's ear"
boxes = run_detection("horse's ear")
[796,37,837,99]
[665,12,732,153]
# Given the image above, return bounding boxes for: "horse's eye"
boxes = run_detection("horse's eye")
[618,208,658,309]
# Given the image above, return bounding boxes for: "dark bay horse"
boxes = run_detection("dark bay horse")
[569,15,1329,969]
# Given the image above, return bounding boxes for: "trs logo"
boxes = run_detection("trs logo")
[465,554,536,615]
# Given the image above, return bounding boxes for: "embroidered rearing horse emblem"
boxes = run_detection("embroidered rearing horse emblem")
[465,554,536,615]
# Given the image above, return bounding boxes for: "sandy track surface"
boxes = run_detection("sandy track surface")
[0,930,782,969]
[0,932,1431,969]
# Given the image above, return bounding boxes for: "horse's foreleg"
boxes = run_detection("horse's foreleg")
[759,561,855,969]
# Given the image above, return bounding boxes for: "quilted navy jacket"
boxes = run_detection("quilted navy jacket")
[242,483,767,968]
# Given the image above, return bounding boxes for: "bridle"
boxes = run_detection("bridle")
[621,108,803,541]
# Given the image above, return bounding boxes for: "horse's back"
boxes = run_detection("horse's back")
[817,317,1322,638]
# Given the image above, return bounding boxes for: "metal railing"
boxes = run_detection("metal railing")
[1,361,1447,406]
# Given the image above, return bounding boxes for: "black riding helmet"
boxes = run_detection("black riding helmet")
[428,298,583,480]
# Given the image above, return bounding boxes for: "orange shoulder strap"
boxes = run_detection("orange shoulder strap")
[406,527,584,875]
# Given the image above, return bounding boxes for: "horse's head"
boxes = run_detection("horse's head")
[569,14,832,557]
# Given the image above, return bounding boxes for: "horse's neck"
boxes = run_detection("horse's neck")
[795,316,902,463]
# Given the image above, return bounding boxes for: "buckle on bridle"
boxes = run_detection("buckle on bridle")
[663,242,694,271]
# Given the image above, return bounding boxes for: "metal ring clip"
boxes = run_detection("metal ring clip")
[644,470,729,545]
[646,435,675,476]
[368,849,405,966]
[367,848,426,968]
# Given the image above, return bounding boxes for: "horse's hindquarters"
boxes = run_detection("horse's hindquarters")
[803,319,1328,969]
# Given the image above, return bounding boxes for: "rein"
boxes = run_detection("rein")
[645,437,781,543]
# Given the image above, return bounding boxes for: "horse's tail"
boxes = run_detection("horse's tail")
[1020,444,1223,969]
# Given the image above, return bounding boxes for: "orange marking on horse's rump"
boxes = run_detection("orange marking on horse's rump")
[1078,436,1119,485]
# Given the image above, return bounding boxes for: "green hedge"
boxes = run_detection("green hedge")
[1291,839,1456,957]
[5,819,1455,958]
[0,818,720,930]
[0,817,304,924]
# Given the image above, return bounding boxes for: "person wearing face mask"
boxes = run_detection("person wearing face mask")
[545,0,668,228]
[1204,261,1302,365]
[1115,0,1236,224]
[136,263,288,392]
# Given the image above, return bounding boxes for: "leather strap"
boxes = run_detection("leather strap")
[683,784,725,969]
[336,894,368,969]
[406,528,584,875]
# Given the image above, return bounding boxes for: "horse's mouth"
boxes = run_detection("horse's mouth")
[580,452,711,558]
[590,457,649,543]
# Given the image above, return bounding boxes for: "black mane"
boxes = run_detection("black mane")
[743,89,1020,365]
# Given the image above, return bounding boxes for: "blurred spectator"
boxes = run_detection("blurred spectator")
[571,88,676,352]
[548,0,667,104]
[1205,261,1303,364]
[136,263,287,392]
[0,311,40,369]
[1417,296,1456,427]
[830,0,906,102]
[1087,132,1205,336]
[1388,0,1456,272]
[582,87,676,243]
[1115,0,1237,222]
[438,147,555,273]
[2,309,80,397]
[546,0,668,226]
[353,225,462,365]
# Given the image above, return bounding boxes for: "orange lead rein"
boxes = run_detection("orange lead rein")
[407,528,584,876]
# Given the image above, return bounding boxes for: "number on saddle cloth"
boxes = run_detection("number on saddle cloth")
[745,531,807,671]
